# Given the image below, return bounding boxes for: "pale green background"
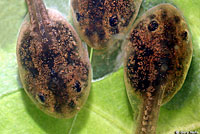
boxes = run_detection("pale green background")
[0,0,199,134]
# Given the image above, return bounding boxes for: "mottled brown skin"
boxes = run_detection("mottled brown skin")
[124,4,192,134]
[71,0,142,49]
[16,0,91,118]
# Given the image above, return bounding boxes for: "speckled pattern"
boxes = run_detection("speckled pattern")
[124,4,192,134]
[17,0,91,118]
[71,0,142,49]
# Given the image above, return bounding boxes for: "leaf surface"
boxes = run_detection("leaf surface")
[0,0,199,134]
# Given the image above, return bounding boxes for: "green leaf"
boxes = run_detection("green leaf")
[0,0,199,134]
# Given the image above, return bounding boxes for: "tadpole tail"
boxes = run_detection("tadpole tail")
[25,0,49,34]
[135,86,165,134]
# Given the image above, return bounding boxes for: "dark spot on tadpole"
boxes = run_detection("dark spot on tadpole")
[41,49,59,68]
[109,15,118,27]
[152,77,161,87]
[29,67,39,78]
[68,100,75,108]
[142,79,150,89]
[91,0,104,7]
[38,93,45,103]
[50,69,56,76]
[161,10,167,19]
[20,35,40,78]
[76,12,81,21]
[181,31,188,40]
[144,48,154,57]
[73,81,81,92]
[66,51,75,64]
[85,28,93,37]
[148,20,159,31]
[48,69,67,97]
[174,16,180,23]
[54,103,62,113]
[138,45,145,50]
[56,35,61,42]
[135,71,150,91]
[50,77,66,92]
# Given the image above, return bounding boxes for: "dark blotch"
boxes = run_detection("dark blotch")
[29,67,39,78]
[85,28,93,37]
[56,35,61,42]
[148,20,159,31]
[41,49,59,68]
[143,48,154,57]
[181,31,188,40]
[48,69,67,97]
[68,100,75,108]
[91,0,104,7]
[76,12,81,21]
[174,16,180,23]
[66,50,75,64]
[141,79,150,90]
[161,10,167,19]
[50,69,57,77]
[49,77,66,92]
[73,81,81,92]
[20,35,40,78]
[152,77,161,87]
[109,15,118,27]
[54,103,62,112]
[38,93,45,103]
[75,13,84,22]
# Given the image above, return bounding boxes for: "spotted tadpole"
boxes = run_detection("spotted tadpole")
[16,0,91,118]
[71,0,142,50]
[124,4,192,134]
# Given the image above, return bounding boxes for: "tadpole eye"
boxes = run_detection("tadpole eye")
[109,15,118,27]
[181,31,188,40]
[38,93,45,103]
[148,20,159,31]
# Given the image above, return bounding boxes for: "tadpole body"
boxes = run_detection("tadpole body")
[16,0,91,118]
[124,4,192,134]
[71,0,142,49]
